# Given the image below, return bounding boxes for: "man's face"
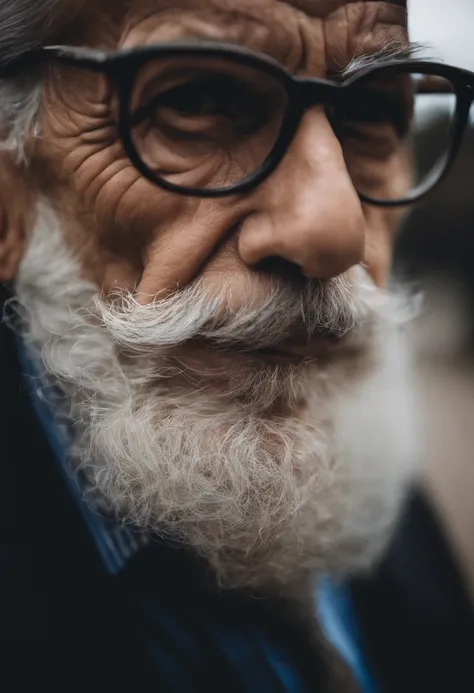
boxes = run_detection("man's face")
[12,0,418,592]
[38,0,409,295]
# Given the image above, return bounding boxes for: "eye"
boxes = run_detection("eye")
[342,69,458,202]
[157,76,246,118]
[128,56,289,191]
[133,73,272,140]
[342,89,412,138]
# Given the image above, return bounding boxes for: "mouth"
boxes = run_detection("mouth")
[245,334,344,365]
[162,332,349,371]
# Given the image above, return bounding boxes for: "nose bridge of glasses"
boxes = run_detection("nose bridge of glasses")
[295,77,342,110]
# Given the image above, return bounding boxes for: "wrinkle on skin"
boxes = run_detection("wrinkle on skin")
[323,2,407,73]
[30,0,408,301]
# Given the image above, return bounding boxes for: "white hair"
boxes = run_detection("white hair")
[12,201,420,593]
[0,1,60,155]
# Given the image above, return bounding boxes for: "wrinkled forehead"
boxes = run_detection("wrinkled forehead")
[123,0,407,11]
[96,1,407,72]
[1,0,409,71]
[289,0,406,10]
[121,0,407,15]
[116,0,408,26]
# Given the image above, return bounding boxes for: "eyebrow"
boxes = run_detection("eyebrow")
[292,0,406,14]
[345,0,406,5]
[340,41,424,79]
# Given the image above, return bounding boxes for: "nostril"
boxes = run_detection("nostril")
[254,256,306,283]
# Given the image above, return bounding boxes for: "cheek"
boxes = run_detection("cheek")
[348,149,411,286]
[76,166,214,292]
[39,131,239,294]
[363,204,403,286]
[344,145,413,202]
[38,80,250,294]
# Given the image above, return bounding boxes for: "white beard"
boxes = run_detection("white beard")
[14,200,420,594]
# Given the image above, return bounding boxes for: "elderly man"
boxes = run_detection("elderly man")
[0,0,471,691]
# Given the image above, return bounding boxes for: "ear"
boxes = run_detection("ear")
[0,156,35,283]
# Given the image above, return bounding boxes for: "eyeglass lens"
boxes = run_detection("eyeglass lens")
[129,55,289,191]
[127,55,458,202]
[342,68,457,202]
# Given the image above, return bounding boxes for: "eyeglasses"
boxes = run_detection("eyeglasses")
[5,41,474,206]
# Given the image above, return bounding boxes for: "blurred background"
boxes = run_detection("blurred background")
[397,0,474,601]
[400,0,474,295]
[410,0,474,70]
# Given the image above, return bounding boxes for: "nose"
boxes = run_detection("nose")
[238,107,365,279]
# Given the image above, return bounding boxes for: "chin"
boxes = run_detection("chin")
[14,201,421,595]
[82,320,417,594]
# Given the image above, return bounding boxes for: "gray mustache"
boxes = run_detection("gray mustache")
[96,275,368,353]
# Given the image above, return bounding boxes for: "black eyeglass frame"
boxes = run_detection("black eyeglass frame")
[5,40,474,206]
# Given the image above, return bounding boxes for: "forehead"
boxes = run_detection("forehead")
[72,0,408,74]
[286,0,406,10]
[123,0,407,25]
[125,0,406,16]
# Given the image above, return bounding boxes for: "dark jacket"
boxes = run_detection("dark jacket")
[0,282,327,692]
[349,490,474,693]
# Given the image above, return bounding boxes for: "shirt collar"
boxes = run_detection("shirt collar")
[17,336,149,574]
